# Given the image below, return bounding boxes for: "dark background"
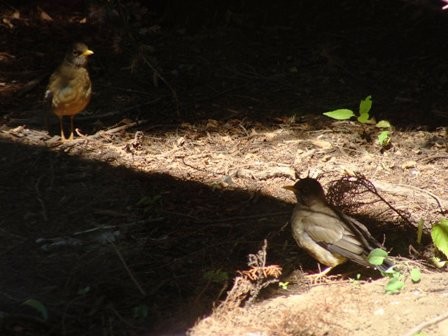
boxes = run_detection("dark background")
[2,0,448,128]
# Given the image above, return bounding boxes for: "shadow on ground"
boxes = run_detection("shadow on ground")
[0,139,292,335]
[0,138,416,335]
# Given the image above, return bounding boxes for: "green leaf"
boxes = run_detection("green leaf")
[133,304,149,319]
[77,286,91,296]
[417,219,424,245]
[376,120,391,128]
[323,109,355,120]
[279,281,289,290]
[368,248,388,266]
[431,256,447,268]
[357,114,375,124]
[357,96,376,124]
[377,131,390,146]
[385,277,404,294]
[410,268,421,283]
[23,299,48,321]
[203,269,229,284]
[431,218,448,259]
[359,95,372,116]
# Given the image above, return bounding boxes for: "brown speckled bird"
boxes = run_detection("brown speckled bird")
[284,177,393,276]
[45,42,93,141]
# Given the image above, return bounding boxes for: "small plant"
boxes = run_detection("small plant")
[77,286,91,295]
[203,269,229,284]
[376,120,392,147]
[381,265,422,295]
[416,218,424,245]
[133,304,149,319]
[23,299,48,320]
[430,218,448,268]
[410,267,422,283]
[384,272,405,294]
[323,95,375,124]
[278,281,289,290]
[323,96,392,148]
[367,248,389,267]
[367,248,403,294]
[349,273,362,286]
[367,248,421,294]
[136,194,162,215]
[415,218,448,268]
[431,218,448,258]
[216,240,282,311]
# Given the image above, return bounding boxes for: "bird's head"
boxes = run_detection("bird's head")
[283,177,327,206]
[66,42,94,67]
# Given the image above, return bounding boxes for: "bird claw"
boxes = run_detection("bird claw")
[304,266,334,284]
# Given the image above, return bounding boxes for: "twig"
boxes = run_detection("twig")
[62,295,84,336]
[108,306,144,330]
[419,154,448,164]
[0,239,27,258]
[341,175,414,227]
[91,120,144,138]
[196,211,290,225]
[15,73,48,98]
[141,55,180,117]
[401,311,448,336]
[181,156,213,174]
[34,175,48,222]
[79,98,165,121]
[109,241,146,297]
[244,239,281,306]
[396,183,445,214]
[12,102,161,127]
[373,180,445,214]
[82,120,148,140]
[160,210,289,226]
[217,239,280,312]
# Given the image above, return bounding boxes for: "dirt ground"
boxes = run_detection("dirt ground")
[1,1,448,335]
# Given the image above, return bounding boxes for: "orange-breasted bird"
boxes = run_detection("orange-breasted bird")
[45,42,93,141]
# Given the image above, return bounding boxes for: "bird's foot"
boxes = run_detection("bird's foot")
[304,266,334,284]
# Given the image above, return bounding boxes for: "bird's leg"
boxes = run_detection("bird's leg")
[43,110,50,134]
[59,117,67,141]
[69,116,74,141]
[305,265,335,283]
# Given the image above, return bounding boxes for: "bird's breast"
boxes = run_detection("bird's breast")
[49,69,91,117]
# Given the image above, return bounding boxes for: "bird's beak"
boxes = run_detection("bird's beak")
[283,185,296,192]
[82,49,94,56]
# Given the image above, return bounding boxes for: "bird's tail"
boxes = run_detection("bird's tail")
[375,257,394,273]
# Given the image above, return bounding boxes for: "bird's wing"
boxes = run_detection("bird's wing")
[301,209,345,244]
[339,211,382,248]
[338,211,394,270]
[48,66,90,108]
[301,206,371,267]
[47,68,72,99]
